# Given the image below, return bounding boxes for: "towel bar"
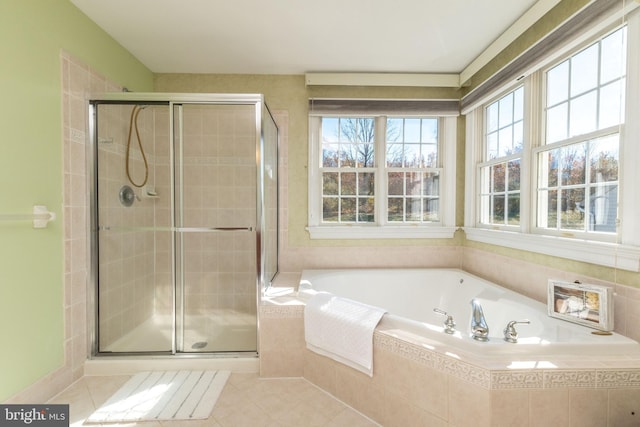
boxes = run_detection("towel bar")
[0,205,56,228]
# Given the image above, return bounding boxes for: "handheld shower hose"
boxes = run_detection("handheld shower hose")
[125,105,149,188]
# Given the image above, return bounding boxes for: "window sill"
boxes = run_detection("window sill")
[463,227,640,272]
[306,225,458,240]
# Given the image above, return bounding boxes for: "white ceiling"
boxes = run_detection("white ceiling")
[70,0,544,76]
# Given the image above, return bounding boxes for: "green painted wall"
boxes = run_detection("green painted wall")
[0,0,153,401]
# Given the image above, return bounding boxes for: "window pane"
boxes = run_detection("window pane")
[386,118,403,142]
[322,144,339,167]
[561,188,585,230]
[386,143,403,167]
[498,92,514,128]
[359,172,375,196]
[404,144,421,167]
[569,91,597,137]
[547,61,569,106]
[358,198,375,222]
[589,184,617,232]
[341,172,356,195]
[322,118,340,142]
[405,198,421,221]
[513,120,524,154]
[340,144,356,167]
[421,119,438,143]
[322,198,338,222]
[422,143,438,168]
[599,79,625,129]
[357,143,375,167]
[487,102,499,132]
[422,172,440,196]
[322,172,338,195]
[507,194,520,225]
[540,189,558,228]
[546,103,568,143]
[561,143,586,186]
[492,194,505,223]
[492,163,505,192]
[406,172,421,196]
[487,132,498,159]
[570,44,599,96]
[405,119,421,142]
[341,198,356,222]
[388,172,404,195]
[601,28,626,84]
[540,149,559,188]
[498,126,513,157]
[423,198,439,221]
[508,159,520,191]
[590,135,619,183]
[513,87,524,122]
[388,198,403,221]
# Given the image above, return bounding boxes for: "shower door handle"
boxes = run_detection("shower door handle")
[175,226,253,232]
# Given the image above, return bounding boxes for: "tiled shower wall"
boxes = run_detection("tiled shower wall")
[61,50,121,383]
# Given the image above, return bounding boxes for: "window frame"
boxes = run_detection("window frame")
[464,11,640,271]
[308,114,457,239]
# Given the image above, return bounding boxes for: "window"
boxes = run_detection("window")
[308,111,457,239]
[536,28,625,237]
[479,87,524,228]
[464,14,640,271]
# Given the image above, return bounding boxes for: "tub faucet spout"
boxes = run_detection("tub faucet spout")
[470,299,489,341]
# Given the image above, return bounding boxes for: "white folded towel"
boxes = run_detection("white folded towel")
[304,291,386,376]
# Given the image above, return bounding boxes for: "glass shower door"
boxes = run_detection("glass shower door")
[174,103,258,353]
[95,102,174,353]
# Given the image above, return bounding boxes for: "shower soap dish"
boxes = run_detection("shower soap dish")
[143,186,159,199]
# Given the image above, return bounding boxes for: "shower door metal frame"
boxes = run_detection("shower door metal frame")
[88,92,278,358]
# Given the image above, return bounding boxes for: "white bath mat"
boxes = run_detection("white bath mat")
[86,370,230,423]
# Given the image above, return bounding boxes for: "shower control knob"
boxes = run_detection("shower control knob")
[119,185,136,207]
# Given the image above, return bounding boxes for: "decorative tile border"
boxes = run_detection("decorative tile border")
[597,369,640,388]
[544,370,596,388]
[491,371,544,389]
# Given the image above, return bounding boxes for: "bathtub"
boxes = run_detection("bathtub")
[298,268,640,359]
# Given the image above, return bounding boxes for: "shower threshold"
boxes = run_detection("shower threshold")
[85,355,259,376]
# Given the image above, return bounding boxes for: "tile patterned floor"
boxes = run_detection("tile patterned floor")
[48,373,379,427]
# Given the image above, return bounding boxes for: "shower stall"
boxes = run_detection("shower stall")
[88,93,278,356]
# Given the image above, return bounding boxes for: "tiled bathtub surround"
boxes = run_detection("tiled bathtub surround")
[260,300,640,427]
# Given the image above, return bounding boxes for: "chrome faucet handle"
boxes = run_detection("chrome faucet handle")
[470,299,490,341]
[433,308,456,334]
[503,319,530,343]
